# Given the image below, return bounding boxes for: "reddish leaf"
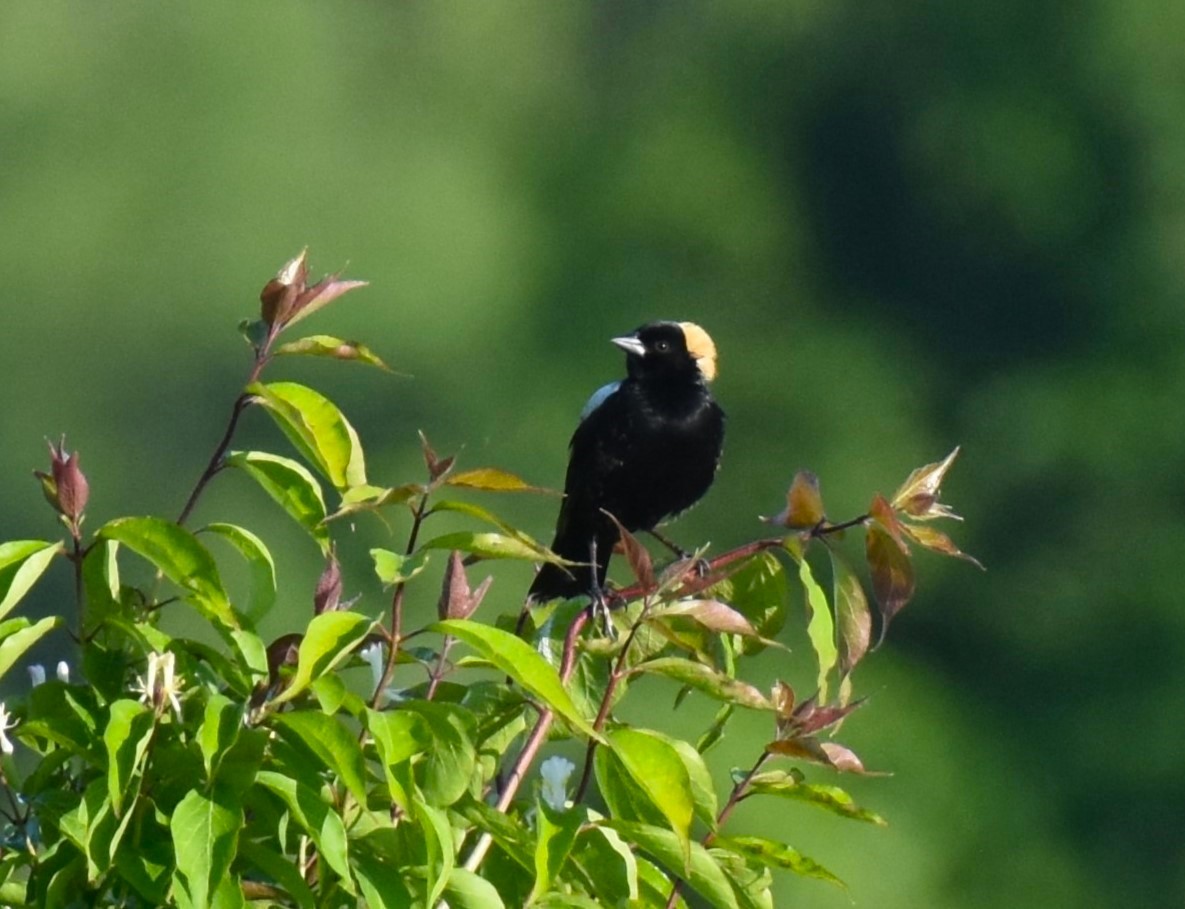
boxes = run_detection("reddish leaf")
[891,447,962,521]
[603,512,654,590]
[818,742,884,775]
[900,522,984,569]
[286,276,369,328]
[830,551,871,677]
[767,737,833,765]
[655,599,759,637]
[868,494,909,549]
[260,249,308,326]
[865,522,915,644]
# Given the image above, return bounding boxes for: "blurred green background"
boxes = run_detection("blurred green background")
[2,2,1182,906]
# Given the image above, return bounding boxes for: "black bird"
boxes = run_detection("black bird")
[528,321,725,602]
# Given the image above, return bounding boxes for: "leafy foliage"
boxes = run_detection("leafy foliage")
[0,253,977,907]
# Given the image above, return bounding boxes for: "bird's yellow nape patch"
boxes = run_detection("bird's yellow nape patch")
[679,322,718,382]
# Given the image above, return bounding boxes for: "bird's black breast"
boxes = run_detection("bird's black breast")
[567,378,725,533]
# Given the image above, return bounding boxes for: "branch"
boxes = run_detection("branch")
[177,324,279,526]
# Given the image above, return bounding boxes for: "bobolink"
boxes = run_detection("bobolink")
[528,321,725,601]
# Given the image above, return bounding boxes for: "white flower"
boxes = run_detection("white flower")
[56,661,69,683]
[0,702,16,755]
[361,643,385,691]
[360,643,403,707]
[539,756,576,811]
[27,664,45,687]
[134,652,184,716]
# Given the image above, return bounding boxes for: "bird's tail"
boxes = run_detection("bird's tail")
[527,519,616,602]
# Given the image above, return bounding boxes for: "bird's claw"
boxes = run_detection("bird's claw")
[589,589,617,640]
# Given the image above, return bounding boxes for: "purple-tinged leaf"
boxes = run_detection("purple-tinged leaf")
[603,512,654,590]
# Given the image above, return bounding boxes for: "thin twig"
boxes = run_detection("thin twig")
[177,325,278,526]
[371,492,431,708]
[424,635,454,701]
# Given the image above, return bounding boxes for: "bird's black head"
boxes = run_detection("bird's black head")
[612,321,718,384]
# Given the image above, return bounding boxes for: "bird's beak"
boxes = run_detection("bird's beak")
[611,335,647,357]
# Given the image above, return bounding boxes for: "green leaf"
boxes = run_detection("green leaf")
[697,703,735,756]
[663,735,719,829]
[272,711,369,807]
[198,694,242,783]
[366,709,431,810]
[0,615,62,680]
[371,548,431,588]
[224,450,330,552]
[604,820,740,909]
[171,787,243,909]
[746,771,887,825]
[269,611,373,708]
[200,523,276,622]
[254,770,353,891]
[792,554,837,701]
[430,620,599,740]
[420,531,555,563]
[104,699,154,817]
[273,334,392,371]
[230,628,268,684]
[443,868,507,909]
[99,517,238,630]
[571,823,639,904]
[0,540,60,622]
[712,849,774,909]
[352,843,414,909]
[247,380,366,490]
[415,795,455,908]
[238,841,315,909]
[81,539,121,630]
[711,835,845,889]
[399,701,477,807]
[636,658,771,711]
[530,799,583,902]
[605,728,695,867]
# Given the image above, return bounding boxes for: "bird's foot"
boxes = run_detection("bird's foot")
[589,588,617,640]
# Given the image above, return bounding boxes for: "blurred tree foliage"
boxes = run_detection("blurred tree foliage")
[0,2,1181,906]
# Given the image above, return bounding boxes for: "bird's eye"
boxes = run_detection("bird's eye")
[655,340,670,352]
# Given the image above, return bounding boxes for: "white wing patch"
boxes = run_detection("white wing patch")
[580,381,620,421]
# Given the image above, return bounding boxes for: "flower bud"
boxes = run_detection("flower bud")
[260,249,309,327]
[313,550,343,615]
[34,438,90,525]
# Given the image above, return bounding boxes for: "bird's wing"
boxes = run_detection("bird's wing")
[579,381,621,422]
